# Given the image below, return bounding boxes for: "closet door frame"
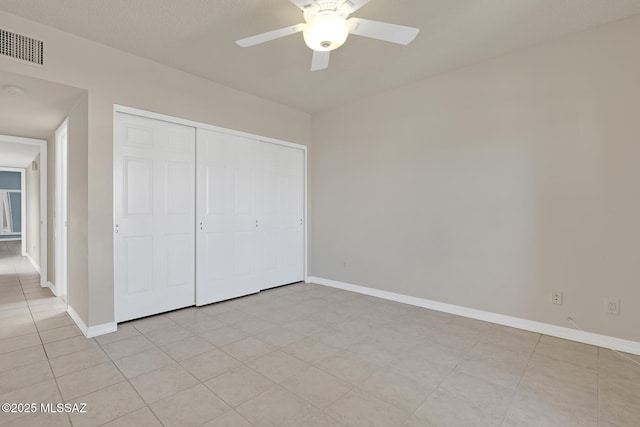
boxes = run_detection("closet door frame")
[113,105,308,315]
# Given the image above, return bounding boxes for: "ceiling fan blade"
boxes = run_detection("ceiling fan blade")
[338,0,370,14]
[348,18,419,45]
[236,24,305,47]
[311,50,330,71]
[289,0,318,12]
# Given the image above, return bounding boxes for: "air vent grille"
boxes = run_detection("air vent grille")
[0,29,44,65]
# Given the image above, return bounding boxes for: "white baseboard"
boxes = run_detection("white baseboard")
[86,321,118,338]
[307,276,640,356]
[46,281,59,296]
[67,305,117,338]
[66,305,88,336]
[25,253,40,273]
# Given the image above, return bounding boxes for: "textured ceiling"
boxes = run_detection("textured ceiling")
[1,0,639,112]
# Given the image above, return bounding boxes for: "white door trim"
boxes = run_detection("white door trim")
[55,119,69,300]
[0,135,47,288]
[21,170,25,257]
[113,105,307,150]
[113,104,309,293]
[303,148,308,281]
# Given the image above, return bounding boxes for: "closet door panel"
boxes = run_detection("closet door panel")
[278,145,305,286]
[114,113,196,322]
[259,143,304,289]
[196,129,262,305]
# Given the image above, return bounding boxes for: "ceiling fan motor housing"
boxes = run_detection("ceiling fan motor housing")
[316,1,339,11]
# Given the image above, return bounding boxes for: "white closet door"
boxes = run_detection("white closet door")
[114,113,196,322]
[196,129,262,305]
[260,142,305,289]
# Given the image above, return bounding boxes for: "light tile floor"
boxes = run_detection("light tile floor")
[1,240,639,426]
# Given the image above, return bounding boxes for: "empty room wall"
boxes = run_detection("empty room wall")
[311,15,640,342]
[0,11,311,328]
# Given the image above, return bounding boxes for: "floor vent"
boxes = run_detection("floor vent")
[0,29,44,65]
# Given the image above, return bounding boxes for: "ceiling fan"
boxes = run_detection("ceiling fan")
[236,0,420,71]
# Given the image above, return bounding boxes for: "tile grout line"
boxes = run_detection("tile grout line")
[498,333,542,426]
[139,311,353,425]
[164,318,276,426]
[410,338,480,423]
[92,332,168,426]
[184,321,301,425]
[3,251,628,427]
[342,327,464,424]
[92,317,260,426]
[10,245,73,427]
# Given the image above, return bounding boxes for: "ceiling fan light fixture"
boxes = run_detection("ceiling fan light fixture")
[303,14,349,51]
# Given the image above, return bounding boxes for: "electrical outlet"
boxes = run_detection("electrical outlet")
[605,297,620,315]
[552,291,563,305]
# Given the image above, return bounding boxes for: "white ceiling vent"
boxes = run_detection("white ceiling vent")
[0,29,44,65]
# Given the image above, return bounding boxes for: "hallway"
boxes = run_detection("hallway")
[0,240,78,425]
[0,241,71,337]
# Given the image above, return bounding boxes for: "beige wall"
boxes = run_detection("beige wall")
[0,12,311,327]
[25,153,40,266]
[67,95,89,322]
[311,15,640,342]
[45,97,88,314]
